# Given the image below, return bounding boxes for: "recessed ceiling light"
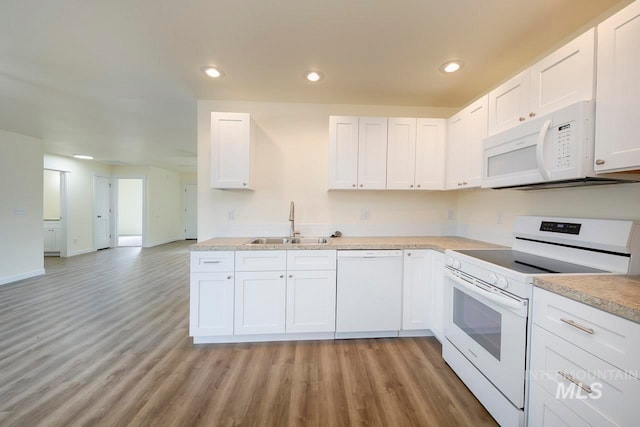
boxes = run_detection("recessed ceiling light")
[73,154,93,160]
[305,71,323,82]
[440,61,463,73]
[202,66,224,78]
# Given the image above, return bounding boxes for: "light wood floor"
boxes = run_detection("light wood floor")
[0,241,497,427]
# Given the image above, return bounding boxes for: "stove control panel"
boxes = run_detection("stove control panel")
[488,273,509,289]
[539,221,581,235]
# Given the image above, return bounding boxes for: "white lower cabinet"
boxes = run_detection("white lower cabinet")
[402,250,432,330]
[43,221,62,252]
[429,251,445,342]
[189,272,234,336]
[528,288,640,427]
[286,270,337,333]
[234,271,286,335]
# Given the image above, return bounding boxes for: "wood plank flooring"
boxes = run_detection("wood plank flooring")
[0,241,497,427]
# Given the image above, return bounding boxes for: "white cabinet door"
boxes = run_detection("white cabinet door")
[357,117,388,189]
[402,250,432,330]
[286,270,337,333]
[446,111,468,190]
[210,112,252,189]
[386,117,417,190]
[528,382,590,427]
[328,116,359,189]
[447,95,487,190]
[466,96,489,188]
[234,271,286,335]
[530,28,595,118]
[415,118,446,190]
[488,70,530,135]
[190,272,234,336]
[595,1,640,173]
[429,251,445,342]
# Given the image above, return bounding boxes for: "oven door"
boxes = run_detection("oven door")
[445,269,528,408]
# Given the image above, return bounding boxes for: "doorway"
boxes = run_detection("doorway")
[116,178,144,247]
[43,169,68,256]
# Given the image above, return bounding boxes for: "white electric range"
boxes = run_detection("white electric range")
[442,216,640,427]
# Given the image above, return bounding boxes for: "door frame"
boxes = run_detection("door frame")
[183,184,197,240]
[93,175,114,250]
[112,175,147,247]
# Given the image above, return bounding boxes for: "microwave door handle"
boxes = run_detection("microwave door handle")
[536,119,552,180]
[445,271,527,314]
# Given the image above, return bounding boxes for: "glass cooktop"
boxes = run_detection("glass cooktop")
[456,249,609,274]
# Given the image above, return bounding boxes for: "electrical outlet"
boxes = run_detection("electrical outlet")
[360,208,370,221]
[447,209,455,221]
[227,209,235,221]
[497,211,504,224]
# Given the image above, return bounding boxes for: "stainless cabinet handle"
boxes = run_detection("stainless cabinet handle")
[359,184,363,188]
[289,275,293,278]
[457,182,463,186]
[595,159,605,165]
[410,184,414,188]
[280,275,284,278]
[407,252,411,256]
[203,260,221,264]
[558,371,592,394]
[227,275,232,279]
[560,318,594,335]
[352,184,356,187]
[519,117,526,122]
[529,112,536,118]
[242,182,247,186]
[416,184,421,188]
[462,181,468,185]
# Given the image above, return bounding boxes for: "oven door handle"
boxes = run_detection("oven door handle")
[445,271,527,314]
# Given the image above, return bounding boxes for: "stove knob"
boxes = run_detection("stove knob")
[488,274,498,285]
[452,259,461,269]
[446,257,454,267]
[496,277,509,289]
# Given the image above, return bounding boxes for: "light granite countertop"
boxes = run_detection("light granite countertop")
[190,236,504,253]
[533,275,640,324]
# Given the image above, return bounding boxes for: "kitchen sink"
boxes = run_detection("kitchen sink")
[246,237,329,245]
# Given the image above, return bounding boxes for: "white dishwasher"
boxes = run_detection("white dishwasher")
[336,250,403,338]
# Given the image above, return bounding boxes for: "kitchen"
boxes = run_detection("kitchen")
[1,0,640,426]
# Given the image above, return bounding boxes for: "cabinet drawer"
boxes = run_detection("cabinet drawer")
[190,251,235,272]
[533,287,640,375]
[287,250,336,271]
[528,381,590,427]
[235,250,286,272]
[530,324,640,427]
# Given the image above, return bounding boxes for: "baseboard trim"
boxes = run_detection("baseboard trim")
[193,332,335,344]
[0,269,45,286]
[143,238,181,248]
[335,331,399,339]
[68,248,95,257]
[398,329,434,338]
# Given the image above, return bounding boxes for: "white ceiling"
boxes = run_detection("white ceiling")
[0,0,628,173]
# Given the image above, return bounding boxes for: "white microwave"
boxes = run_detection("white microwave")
[481,101,637,190]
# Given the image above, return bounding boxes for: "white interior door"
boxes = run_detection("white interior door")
[184,184,197,239]
[94,176,112,250]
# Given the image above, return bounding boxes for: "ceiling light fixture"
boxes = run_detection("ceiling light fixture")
[440,60,463,73]
[73,154,94,160]
[305,71,323,82]
[202,66,224,78]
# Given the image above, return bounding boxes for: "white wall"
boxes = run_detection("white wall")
[117,178,143,235]
[43,169,61,219]
[197,100,459,240]
[0,130,44,285]
[456,184,640,245]
[44,154,113,256]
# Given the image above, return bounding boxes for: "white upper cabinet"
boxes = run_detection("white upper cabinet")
[357,117,388,189]
[447,95,488,189]
[328,116,359,189]
[488,70,531,136]
[387,118,446,190]
[595,2,640,173]
[328,116,388,190]
[488,29,595,136]
[210,112,254,190]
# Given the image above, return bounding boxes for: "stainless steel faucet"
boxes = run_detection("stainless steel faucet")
[289,201,297,237]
